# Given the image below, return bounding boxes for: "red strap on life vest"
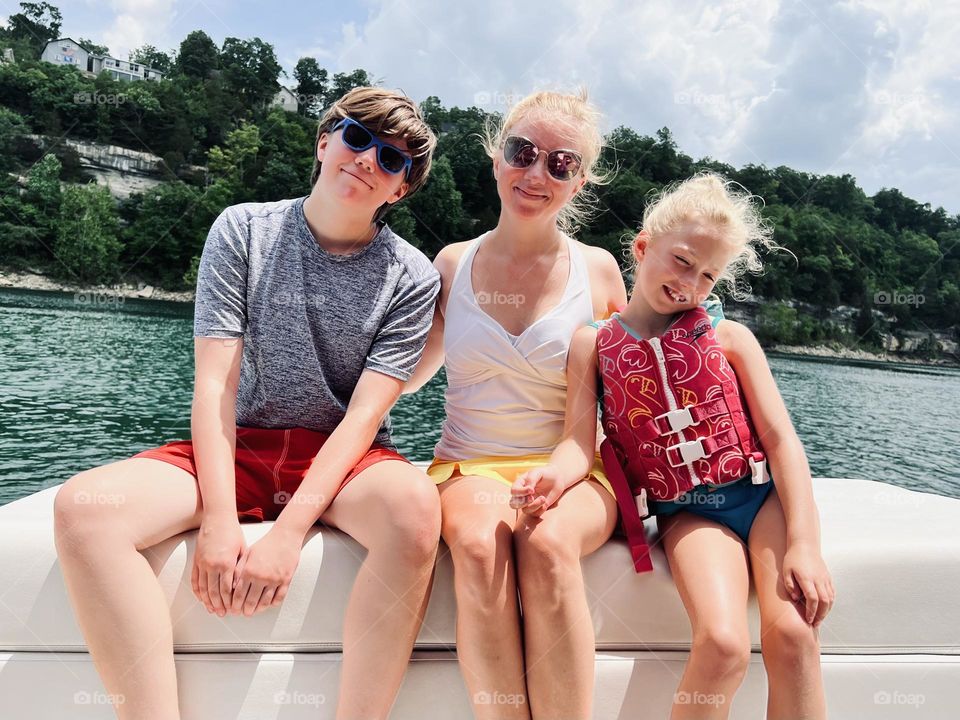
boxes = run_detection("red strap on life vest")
[720,379,761,458]
[663,427,740,467]
[633,397,730,442]
[601,438,654,573]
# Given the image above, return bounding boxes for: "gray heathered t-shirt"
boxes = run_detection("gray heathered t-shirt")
[193,197,440,449]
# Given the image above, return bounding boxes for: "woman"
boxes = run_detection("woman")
[406,90,626,720]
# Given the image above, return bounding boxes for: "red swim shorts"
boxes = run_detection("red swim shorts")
[132,426,409,522]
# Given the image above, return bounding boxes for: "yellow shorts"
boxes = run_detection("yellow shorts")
[427,453,614,497]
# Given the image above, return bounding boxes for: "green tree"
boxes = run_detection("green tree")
[326,69,375,105]
[0,107,28,171]
[54,183,121,283]
[404,155,464,256]
[755,304,798,345]
[4,2,62,57]
[385,203,419,246]
[293,57,327,118]
[252,108,313,200]
[121,181,211,287]
[22,153,62,247]
[76,37,109,56]
[219,37,281,111]
[131,44,173,74]
[207,121,261,201]
[174,30,218,79]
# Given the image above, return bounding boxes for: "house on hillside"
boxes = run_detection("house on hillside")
[271,86,300,113]
[40,38,164,82]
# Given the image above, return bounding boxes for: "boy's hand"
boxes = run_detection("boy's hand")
[782,542,835,627]
[230,525,303,616]
[510,466,566,517]
[192,514,245,617]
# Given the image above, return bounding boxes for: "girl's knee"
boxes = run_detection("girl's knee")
[761,614,820,669]
[691,627,751,680]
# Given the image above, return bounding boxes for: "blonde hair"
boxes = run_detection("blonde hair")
[481,89,612,235]
[636,172,781,300]
[311,87,437,220]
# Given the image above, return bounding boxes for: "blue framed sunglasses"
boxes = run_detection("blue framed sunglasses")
[331,117,413,178]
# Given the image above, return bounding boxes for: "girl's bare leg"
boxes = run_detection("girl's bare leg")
[748,491,826,720]
[658,513,752,720]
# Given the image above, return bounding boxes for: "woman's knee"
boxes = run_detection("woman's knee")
[690,626,751,681]
[446,518,514,591]
[513,519,580,584]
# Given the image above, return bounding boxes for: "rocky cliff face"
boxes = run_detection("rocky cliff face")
[724,297,957,358]
[24,134,204,198]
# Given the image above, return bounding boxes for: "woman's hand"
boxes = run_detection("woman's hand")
[191,514,246,617]
[230,525,303,616]
[510,465,566,517]
[782,542,835,627]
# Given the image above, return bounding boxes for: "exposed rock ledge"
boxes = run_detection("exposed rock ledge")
[0,268,194,303]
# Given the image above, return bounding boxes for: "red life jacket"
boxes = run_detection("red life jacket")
[597,306,769,573]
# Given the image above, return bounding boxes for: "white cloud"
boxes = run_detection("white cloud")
[305,0,958,212]
[100,0,179,60]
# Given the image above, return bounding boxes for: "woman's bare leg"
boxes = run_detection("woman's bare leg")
[438,474,530,720]
[748,491,826,720]
[53,458,206,720]
[658,513,752,720]
[513,479,617,720]
[319,461,441,720]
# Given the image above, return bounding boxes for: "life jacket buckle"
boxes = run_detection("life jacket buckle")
[635,488,649,517]
[667,438,706,466]
[749,456,769,484]
[656,407,696,434]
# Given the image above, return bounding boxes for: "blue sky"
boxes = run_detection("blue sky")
[10,0,959,213]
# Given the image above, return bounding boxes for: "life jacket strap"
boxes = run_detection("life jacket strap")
[600,438,654,573]
[637,397,729,440]
[664,427,740,467]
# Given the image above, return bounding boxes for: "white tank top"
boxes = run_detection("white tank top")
[434,231,595,459]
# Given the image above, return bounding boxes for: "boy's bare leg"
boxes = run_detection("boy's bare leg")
[320,460,442,720]
[54,458,205,720]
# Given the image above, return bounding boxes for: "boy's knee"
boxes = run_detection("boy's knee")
[54,472,116,547]
[381,472,441,561]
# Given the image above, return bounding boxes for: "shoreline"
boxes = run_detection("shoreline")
[2,269,957,369]
[767,344,959,369]
[0,268,194,303]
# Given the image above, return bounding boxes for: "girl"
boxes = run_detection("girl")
[54,87,442,720]
[407,89,653,719]
[512,173,835,719]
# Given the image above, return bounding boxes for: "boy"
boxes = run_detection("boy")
[54,87,442,719]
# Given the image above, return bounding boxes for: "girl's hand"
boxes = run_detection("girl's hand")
[782,542,835,627]
[191,514,246,617]
[230,525,302,616]
[510,466,566,517]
